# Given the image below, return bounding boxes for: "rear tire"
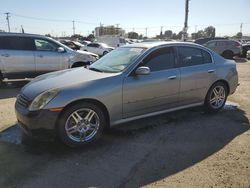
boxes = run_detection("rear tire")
[0,73,6,88]
[57,102,106,147]
[222,50,234,59]
[204,82,228,113]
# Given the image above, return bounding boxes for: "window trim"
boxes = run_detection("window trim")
[176,46,214,68]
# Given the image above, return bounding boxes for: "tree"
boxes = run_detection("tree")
[172,33,178,40]
[164,30,173,39]
[87,34,95,42]
[128,32,139,39]
[236,32,243,39]
[177,31,184,40]
[45,34,52,37]
[204,26,216,37]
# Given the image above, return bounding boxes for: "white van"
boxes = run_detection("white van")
[96,36,126,48]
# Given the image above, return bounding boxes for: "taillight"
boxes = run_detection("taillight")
[235,41,241,48]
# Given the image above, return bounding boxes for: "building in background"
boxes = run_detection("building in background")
[95,25,125,37]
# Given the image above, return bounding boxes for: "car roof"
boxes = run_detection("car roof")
[122,41,204,49]
[0,32,47,38]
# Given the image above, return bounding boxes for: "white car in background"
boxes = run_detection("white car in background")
[247,50,250,60]
[80,42,114,56]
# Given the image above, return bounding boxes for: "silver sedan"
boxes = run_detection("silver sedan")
[15,42,239,147]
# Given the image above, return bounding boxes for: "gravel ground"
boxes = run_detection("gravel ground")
[0,60,249,188]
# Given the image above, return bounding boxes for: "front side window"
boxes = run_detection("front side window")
[0,36,34,50]
[35,39,59,51]
[143,47,175,72]
[178,47,203,66]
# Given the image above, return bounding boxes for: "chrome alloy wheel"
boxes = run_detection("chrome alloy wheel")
[209,86,226,109]
[65,108,100,142]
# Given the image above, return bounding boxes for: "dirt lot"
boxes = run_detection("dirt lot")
[0,60,250,188]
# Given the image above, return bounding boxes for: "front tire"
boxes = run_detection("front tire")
[103,51,108,56]
[57,102,105,147]
[204,82,228,113]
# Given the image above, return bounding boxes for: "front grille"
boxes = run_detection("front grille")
[16,94,30,108]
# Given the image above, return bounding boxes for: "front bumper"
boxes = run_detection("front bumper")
[15,103,60,136]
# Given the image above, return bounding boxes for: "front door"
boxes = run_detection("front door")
[123,47,180,118]
[34,38,63,76]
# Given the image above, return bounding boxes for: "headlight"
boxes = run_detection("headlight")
[29,89,59,111]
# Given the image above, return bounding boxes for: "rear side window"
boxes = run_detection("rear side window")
[202,50,212,64]
[143,47,175,72]
[178,47,212,66]
[0,36,34,50]
[178,47,203,66]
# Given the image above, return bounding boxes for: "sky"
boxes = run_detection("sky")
[0,0,250,37]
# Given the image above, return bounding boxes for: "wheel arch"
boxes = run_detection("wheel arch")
[56,98,110,129]
[208,79,230,96]
[70,61,89,68]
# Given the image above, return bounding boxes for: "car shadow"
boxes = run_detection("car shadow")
[0,105,249,187]
[0,82,28,99]
[234,57,248,63]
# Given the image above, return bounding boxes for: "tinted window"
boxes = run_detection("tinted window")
[93,43,100,48]
[0,36,34,50]
[143,47,175,72]
[206,41,216,47]
[34,39,59,51]
[178,47,203,66]
[87,43,94,47]
[216,41,228,46]
[202,50,212,64]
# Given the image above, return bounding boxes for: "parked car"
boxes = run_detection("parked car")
[203,40,242,59]
[96,36,126,48]
[247,50,250,60]
[0,33,98,85]
[194,37,227,45]
[60,40,84,50]
[15,42,238,147]
[242,44,250,58]
[80,42,114,56]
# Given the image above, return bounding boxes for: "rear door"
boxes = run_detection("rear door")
[123,47,180,118]
[0,36,36,79]
[177,46,216,105]
[33,38,63,76]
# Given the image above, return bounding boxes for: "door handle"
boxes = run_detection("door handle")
[37,55,43,58]
[168,75,177,80]
[1,54,9,57]
[207,69,215,73]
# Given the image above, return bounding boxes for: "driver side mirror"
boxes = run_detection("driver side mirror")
[57,47,65,53]
[135,66,151,75]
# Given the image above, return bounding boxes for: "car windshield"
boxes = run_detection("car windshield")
[89,47,145,73]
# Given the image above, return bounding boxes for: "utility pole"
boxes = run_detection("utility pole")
[240,23,243,33]
[145,27,148,38]
[182,0,190,41]
[72,20,75,35]
[5,12,10,32]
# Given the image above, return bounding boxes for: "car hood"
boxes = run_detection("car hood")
[21,68,117,99]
